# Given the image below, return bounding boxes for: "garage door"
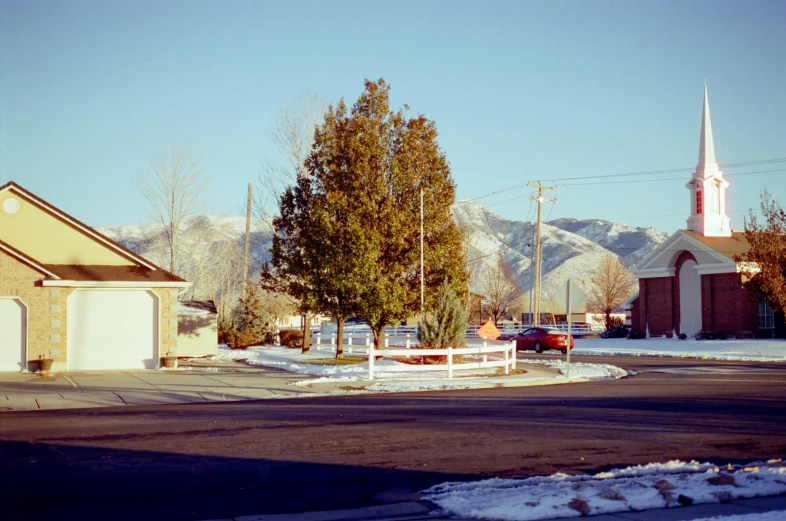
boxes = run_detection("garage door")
[0,298,26,372]
[68,290,158,370]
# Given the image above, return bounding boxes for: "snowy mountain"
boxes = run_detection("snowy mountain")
[546,217,668,268]
[452,200,655,313]
[97,202,667,313]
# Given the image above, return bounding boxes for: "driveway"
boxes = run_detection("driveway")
[0,360,360,411]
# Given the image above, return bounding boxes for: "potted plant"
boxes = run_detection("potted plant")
[38,354,54,374]
[161,352,178,369]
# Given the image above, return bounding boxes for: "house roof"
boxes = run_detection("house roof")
[0,239,61,279]
[680,230,750,261]
[42,264,187,284]
[0,181,159,270]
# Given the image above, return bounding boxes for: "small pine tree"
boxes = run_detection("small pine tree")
[228,284,276,348]
[418,280,469,350]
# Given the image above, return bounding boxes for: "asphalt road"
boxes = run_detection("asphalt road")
[1,354,785,521]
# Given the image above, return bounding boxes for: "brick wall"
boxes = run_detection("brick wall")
[701,273,758,336]
[154,288,181,358]
[640,276,676,336]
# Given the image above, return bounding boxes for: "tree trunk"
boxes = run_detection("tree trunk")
[301,313,311,354]
[372,325,386,350]
[335,317,345,359]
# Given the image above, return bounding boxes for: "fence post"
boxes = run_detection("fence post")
[368,343,375,380]
[316,333,321,348]
[447,346,453,379]
[405,335,410,349]
[348,333,353,347]
[331,333,336,351]
[510,341,516,370]
[365,334,370,348]
[504,343,509,375]
[384,337,389,349]
[483,340,488,364]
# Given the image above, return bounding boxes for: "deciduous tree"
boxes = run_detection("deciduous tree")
[586,255,636,330]
[736,190,786,312]
[135,144,209,275]
[478,254,521,327]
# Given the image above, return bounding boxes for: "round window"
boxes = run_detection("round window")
[3,197,20,214]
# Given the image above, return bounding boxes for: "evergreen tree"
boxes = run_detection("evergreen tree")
[418,280,469,350]
[305,79,468,348]
[267,79,469,354]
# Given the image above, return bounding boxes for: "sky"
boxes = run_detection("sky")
[1,0,785,234]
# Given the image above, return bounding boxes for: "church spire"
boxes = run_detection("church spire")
[686,85,731,237]
[697,86,717,170]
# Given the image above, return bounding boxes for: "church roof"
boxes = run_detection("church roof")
[680,230,750,261]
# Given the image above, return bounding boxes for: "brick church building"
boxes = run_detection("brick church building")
[629,87,784,339]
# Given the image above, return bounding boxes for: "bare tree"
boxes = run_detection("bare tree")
[135,144,209,274]
[737,190,786,312]
[478,254,522,327]
[586,255,636,330]
[254,90,328,222]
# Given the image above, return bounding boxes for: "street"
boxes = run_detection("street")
[1,355,785,521]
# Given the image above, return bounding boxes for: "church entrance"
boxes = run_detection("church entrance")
[679,259,702,337]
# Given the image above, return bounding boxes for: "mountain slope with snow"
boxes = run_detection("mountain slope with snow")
[98,202,667,313]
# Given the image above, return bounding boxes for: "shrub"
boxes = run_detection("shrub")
[279,329,304,348]
[694,330,727,340]
[418,280,469,363]
[608,316,625,330]
[627,329,646,339]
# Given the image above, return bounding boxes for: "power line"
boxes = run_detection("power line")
[484,167,786,208]
[472,157,786,202]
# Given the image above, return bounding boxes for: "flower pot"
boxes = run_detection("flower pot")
[38,358,54,373]
[161,356,177,369]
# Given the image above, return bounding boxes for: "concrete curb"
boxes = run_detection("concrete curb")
[195,496,786,521]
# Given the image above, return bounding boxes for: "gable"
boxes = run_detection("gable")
[633,230,737,279]
[0,183,139,266]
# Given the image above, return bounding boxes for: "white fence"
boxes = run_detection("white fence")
[367,341,516,380]
[309,332,516,380]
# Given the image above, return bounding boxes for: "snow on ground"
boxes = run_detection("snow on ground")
[574,337,786,362]
[423,460,786,521]
[210,343,627,393]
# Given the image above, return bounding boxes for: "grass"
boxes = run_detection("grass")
[301,357,365,366]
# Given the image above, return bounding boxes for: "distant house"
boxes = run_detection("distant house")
[630,88,783,339]
[0,181,189,372]
[178,300,218,357]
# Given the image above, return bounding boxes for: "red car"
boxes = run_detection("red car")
[513,327,575,354]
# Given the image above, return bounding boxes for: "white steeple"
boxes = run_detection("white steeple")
[686,86,731,237]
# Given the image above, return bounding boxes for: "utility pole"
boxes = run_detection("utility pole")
[528,182,558,326]
[420,188,425,320]
[243,182,252,297]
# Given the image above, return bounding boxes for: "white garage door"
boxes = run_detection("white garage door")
[68,290,158,370]
[0,298,26,372]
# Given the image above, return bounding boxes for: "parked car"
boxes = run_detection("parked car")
[512,327,575,354]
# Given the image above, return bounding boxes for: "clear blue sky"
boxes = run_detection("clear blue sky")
[2,0,785,234]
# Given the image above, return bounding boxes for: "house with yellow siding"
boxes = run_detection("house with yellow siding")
[0,181,189,372]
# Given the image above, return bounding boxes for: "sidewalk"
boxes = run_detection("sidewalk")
[200,496,786,521]
[0,358,568,412]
